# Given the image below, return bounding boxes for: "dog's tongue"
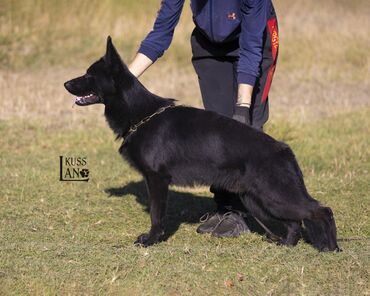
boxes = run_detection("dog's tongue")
[75,94,101,106]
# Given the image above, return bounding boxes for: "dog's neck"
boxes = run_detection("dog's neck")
[104,65,174,139]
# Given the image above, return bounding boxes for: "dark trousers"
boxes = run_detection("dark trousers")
[191,14,279,210]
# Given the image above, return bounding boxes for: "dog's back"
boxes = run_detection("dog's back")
[120,105,283,185]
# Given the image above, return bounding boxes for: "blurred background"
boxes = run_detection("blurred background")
[0,0,369,126]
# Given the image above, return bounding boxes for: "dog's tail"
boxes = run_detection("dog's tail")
[303,206,341,252]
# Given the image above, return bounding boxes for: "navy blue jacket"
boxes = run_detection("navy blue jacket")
[139,0,273,86]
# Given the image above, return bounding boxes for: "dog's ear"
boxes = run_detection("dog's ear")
[104,36,134,88]
[105,36,122,71]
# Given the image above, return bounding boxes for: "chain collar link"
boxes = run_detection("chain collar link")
[122,104,177,144]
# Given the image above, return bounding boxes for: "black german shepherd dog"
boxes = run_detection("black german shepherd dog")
[64,37,340,251]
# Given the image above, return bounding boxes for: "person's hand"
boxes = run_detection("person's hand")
[232,83,253,124]
[233,105,250,125]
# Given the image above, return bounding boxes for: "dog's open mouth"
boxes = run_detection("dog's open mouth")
[75,94,102,106]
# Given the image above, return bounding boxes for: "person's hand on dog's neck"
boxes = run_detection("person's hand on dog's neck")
[128,53,153,78]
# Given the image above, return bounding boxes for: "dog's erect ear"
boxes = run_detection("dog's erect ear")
[105,36,122,69]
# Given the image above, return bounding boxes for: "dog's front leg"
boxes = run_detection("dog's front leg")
[135,173,169,247]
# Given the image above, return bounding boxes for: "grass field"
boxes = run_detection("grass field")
[1,0,370,295]
[0,111,369,295]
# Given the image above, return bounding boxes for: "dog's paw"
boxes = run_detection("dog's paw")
[134,233,158,247]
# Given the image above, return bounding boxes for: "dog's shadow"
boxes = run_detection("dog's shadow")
[105,181,288,242]
[105,181,216,241]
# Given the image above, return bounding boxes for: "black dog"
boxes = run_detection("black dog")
[64,37,340,251]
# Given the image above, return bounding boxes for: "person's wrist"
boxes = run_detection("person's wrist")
[237,83,253,106]
[236,100,251,108]
[128,53,153,78]
[128,64,140,78]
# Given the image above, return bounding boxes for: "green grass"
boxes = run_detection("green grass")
[1,0,369,294]
[0,109,369,295]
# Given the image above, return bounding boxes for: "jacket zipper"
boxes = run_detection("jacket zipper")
[209,0,214,41]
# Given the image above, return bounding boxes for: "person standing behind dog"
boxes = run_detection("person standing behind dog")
[129,0,278,130]
[129,0,279,237]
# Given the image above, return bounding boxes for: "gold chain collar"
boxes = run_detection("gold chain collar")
[122,104,177,144]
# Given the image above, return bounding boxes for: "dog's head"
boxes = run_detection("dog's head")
[64,36,127,106]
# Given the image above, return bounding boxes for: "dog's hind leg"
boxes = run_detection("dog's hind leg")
[240,193,285,244]
[255,183,339,251]
[303,206,340,252]
[239,193,273,225]
[134,173,170,247]
[240,193,302,246]
[257,189,339,251]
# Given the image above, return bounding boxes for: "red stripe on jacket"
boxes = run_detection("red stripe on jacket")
[261,18,279,103]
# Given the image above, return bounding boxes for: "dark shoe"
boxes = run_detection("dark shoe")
[211,212,250,238]
[196,212,224,234]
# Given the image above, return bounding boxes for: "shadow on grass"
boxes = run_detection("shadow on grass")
[105,181,215,241]
[105,181,288,243]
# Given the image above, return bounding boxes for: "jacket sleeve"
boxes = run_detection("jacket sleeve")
[138,0,185,62]
[237,0,269,86]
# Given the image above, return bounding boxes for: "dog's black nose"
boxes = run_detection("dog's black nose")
[64,81,72,91]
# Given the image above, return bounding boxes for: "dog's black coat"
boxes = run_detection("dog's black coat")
[64,37,340,251]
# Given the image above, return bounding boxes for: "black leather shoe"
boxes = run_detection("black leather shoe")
[211,212,250,238]
[196,212,224,234]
